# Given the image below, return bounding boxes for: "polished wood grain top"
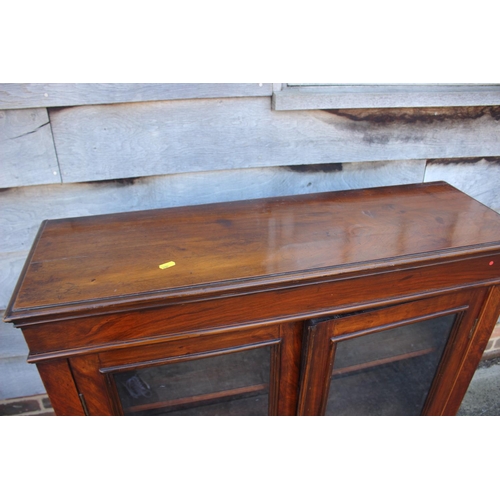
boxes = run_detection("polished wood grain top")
[6,182,500,319]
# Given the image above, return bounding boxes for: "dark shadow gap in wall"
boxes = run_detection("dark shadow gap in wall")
[427,157,500,165]
[85,177,142,187]
[283,163,343,173]
[325,106,500,125]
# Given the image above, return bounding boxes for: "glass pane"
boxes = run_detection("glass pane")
[113,346,271,415]
[326,314,456,416]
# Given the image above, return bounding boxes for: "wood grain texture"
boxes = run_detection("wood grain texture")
[298,289,486,416]
[20,253,500,356]
[36,359,85,415]
[0,356,45,399]
[422,290,488,415]
[0,314,28,358]
[424,158,500,213]
[0,83,272,110]
[0,108,60,187]
[49,98,500,183]
[97,325,279,368]
[7,182,500,328]
[0,159,425,254]
[277,321,303,415]
[0,252,28,312]
[441,285,500,415]
[0,159,425,310]
[273,85,500,110]
[68,354,115,415]
[9,183,500,416]
[74,329,281,416]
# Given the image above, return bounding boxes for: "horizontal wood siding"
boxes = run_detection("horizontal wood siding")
[49,98,500,183]
[0,83,272,110]
[0,356,46,399]
[424,158,500,213]
[2,84,500,401]
[0,319,44,399]
[273,85,500,110]
[0,108,61,187]
[0,252,28,313]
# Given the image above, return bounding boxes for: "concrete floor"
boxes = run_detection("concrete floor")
[458,357,500,416]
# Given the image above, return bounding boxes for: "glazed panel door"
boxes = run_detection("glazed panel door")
[69,324,290,416]
[298,289,488,416]
[112,345,274,416]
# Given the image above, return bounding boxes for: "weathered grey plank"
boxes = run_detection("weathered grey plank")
[0,357,45,399]
[49,98,500,183]
[0,259,46,400]
[0,160,426,258]
[0,108,61,187]
[0,252,27,310]
[0,317,28,358]
[424,158,500,213]
[273,85,500,110]
[0,83,272,110]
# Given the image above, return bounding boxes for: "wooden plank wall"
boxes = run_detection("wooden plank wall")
[0,108,60,187]
[273,84,500,110]
[1,83,500,399]
[0,83,272,109]
[48,100,500,183]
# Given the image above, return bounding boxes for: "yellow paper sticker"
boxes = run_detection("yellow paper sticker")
[159,261,176,269]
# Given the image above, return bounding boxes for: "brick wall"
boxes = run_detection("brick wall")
[483,324,500,359]
[0,394,54,416]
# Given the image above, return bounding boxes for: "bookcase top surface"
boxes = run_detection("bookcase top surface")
[6,181,500,320]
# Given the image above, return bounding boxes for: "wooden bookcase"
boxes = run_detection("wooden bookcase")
[4,182,500,415]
